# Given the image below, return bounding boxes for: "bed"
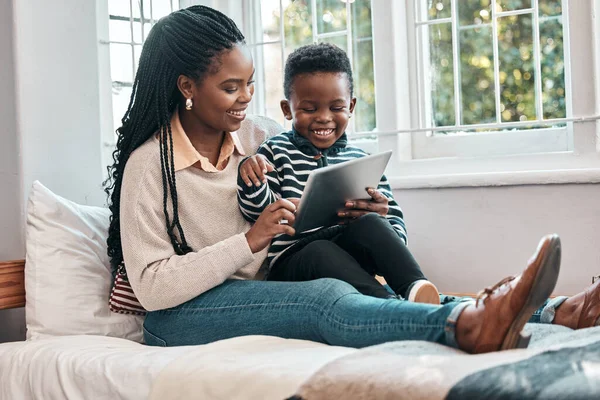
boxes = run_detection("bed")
[1,181,599,400]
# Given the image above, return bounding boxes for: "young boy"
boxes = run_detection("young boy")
[237,43,439,304]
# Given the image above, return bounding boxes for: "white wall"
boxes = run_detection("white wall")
[0,0,26,343]
[0,0,106,342]
[397,184,600,296]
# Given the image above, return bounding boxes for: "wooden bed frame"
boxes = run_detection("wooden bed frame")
[0,260,26,311]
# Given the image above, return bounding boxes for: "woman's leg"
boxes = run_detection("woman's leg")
[143,234,561,354]
[143,278,468,348]
[268,240,394,299]
[332,213,428,298]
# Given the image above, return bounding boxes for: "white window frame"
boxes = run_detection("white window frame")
[369,0,600,188]
[410,0,573,160]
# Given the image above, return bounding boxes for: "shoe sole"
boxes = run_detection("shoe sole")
[410,281,441,305]
[500,235,561,350]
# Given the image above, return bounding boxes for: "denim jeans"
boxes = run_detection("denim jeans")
[143,279,567,349]
[144,278,470,348]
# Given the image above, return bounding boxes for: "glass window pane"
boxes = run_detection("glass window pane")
[498,14,535,122]
[320,35,347,53]
[263,43,286,126]
[317,0,347,34]
[416,0,451,22]
[112,84,133,134]
[539,0,562,17]
[133,21,142,43]
[134,45,142,75]
[353,39,376,132]
[144,22,153,40]
[152,0,172,19]
[458,0,492,26]
[109,0,130,18]
[540,17,566,119]
[352,0,373,39]
[109,19,132,42]
[283,0,314,56]
[498,0,532,11]
[260,0,282,41]
[460,25,496,124]
[421,23,455,127]
[110,43,134,82]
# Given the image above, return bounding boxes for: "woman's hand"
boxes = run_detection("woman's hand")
[240,155,274,187]
[337,188,389,223]
[245,198,299,253]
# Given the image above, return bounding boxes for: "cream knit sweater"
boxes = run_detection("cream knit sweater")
[120,115,283,311]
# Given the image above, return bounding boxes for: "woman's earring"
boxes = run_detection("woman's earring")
[185,98,193,110]
[349,113,353,119]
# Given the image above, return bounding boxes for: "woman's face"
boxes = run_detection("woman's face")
[183,45,255,134]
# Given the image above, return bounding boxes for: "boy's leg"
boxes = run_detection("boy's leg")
[268,240,395,299]
[332,213,428,298]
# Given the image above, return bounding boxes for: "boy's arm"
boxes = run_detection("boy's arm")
[377,175,408,245]
[237,143,282,222]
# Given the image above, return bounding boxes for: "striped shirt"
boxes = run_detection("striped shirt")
[237,129,408,269]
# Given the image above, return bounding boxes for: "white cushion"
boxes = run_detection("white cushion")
[25,181,143,342]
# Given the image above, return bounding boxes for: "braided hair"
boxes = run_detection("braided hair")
[103,6,245,274]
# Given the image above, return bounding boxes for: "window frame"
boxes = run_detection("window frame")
[369,0,600,189]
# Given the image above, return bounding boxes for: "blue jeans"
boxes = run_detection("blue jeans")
[143,279,568,349]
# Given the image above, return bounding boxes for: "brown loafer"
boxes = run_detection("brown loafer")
[472,234,561,353]
[575,277,600,329]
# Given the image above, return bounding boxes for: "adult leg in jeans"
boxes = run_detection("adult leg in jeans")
[144,278,465,348]
[144,234,562,353]
[268,240,395,299]
[333,213,427,298]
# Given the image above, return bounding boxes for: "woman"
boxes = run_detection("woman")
[104,6,599,353]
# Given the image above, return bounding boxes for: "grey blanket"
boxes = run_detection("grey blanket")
[291,324,600,400]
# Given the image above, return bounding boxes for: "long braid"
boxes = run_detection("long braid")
[103,5,245,273]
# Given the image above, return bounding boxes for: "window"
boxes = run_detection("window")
[367,0,600,188]
[238,0,377,136]
[105,0,180,143]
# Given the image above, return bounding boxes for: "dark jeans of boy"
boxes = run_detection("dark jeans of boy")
[268,213,427,299]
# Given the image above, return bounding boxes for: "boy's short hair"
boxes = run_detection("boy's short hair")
[284,42,354,99]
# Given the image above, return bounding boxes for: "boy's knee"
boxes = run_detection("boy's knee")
[352,213,387,230]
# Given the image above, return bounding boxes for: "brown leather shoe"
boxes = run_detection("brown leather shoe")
[574,277,600,329]
[471,234,561,353]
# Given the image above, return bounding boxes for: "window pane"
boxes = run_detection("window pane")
[498,0,532,11]
[353,0,373,39]
[133,21,143,43]
[422,23,455,127]
[283,0,314,56]
[143,22,152,40]
[112,84,133,133]
[134,45,142,75]
[498,14,535,122]
[263,43,286,126]
[317,0,347,34]
[417,0,451,21]
[320,35,347,53]
[109,19,132,42]
[352,1,375,132]
[460,25,496,124]
[152,0,173,19]
[458,0,492,26]
[539,0,562,17]
[109,0,130,18]
[353,39,376,132]
[260,0,282,41]
[110,43,134,83]
[540,17,566,119]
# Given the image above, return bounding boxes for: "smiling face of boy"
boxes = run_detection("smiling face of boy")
[281,72,356,150]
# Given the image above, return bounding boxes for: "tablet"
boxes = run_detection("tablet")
[293,150,393,233]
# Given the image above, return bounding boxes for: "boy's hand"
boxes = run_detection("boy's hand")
[337,187,389,223]
[240,155,274,187]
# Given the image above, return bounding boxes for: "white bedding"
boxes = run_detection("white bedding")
[0,335,354,400]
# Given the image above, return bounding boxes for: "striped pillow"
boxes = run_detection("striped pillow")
[109,264,146,316]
